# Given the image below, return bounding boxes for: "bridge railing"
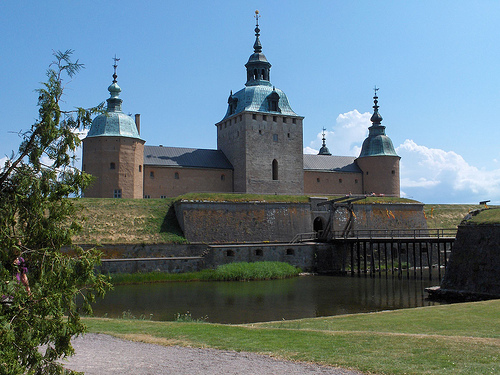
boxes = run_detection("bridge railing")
[331,228,457,239]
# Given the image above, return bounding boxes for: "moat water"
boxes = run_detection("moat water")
[91,271,446,324]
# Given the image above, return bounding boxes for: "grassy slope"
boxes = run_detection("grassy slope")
[85,299,500,375]
[72,196,498,245]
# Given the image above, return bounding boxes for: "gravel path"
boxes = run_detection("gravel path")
[61,333,368,375]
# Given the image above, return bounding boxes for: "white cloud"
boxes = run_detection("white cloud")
[303,146,318,154]
[397,139,500,204]
[308,110,370,156]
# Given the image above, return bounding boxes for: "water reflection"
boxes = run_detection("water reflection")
[92,272,444,324]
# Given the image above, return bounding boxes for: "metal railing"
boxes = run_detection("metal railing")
[331,228,457,239]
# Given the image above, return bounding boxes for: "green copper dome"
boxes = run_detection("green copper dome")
[358,92,398,157]
[86,75,142,140]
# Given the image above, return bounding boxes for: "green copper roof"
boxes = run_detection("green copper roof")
[222,85,298,120]
[358,91,398,158]
[86,70,143,140]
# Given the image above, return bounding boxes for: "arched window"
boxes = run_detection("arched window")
[272,159,278,180]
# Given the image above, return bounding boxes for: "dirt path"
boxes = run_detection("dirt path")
[61,333,368,375]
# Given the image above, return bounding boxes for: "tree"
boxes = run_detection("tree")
[0,50,110,374]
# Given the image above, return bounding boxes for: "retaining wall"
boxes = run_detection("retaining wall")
[438,224,500,299]
[175,199,427,243]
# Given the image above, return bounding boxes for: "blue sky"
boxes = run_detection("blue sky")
[1,1,499,204]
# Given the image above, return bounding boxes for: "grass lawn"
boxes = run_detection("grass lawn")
[84,299,500,375]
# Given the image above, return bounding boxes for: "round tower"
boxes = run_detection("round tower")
[82,59,145,198]
[355,89,400,196]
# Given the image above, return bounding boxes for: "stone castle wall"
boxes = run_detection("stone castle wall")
[439,224,500,298]
[175,200,427,243]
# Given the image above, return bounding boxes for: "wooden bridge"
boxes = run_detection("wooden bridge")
[291,196,456,279]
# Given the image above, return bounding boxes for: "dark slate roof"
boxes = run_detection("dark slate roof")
[144,146,233,170]
[303,154,362,173]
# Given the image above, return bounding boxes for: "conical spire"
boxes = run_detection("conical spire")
[253,10,262,53]
[358,87,398,157]
[318,127,332,155]
[245,10,272,86]
[370,86,383,125]
[107,55,123,112]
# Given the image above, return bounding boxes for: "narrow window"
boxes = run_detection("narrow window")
[287,133,290,138]
[221,174,225,181]
[392,170,395,175]
[252,114,257,120]
[139,165,142,172]
[263,115,267,121]
[259,129,262,135]
[110,162,116,170]
[317,178,320,183]
[150,171,154,178]
[174,172,179,180]
[339,178,342,183]
[273,116,277,122]
[113,189,122,198]
[355,179,358,184]
[273,134,278,142]
[366,171,369,175]
[160,195,167,199]
[292,118,297,124]
[272,159,278,180]
[144,195,151,199]
[283,117,287,123]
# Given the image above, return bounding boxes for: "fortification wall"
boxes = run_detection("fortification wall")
[438,224,500,298]
[95,242,343,274]
[175,200,426,243]
[175,201,313,243]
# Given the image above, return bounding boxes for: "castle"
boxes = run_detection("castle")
[82,14,400,199]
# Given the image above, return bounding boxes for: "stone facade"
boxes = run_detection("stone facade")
[356,155,400,196]
[83,136,144,199]
[437,224,500,298]
[143,166,233,198]
[304,170,363,195]
[217,112,304,194]
[175,200,426,244]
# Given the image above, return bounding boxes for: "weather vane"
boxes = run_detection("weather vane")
[374,85,379,96]
[255,9,260,25]
[112,55,120,83]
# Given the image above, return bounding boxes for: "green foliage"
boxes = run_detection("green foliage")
[109,262,301,285]
[0,50,110,374]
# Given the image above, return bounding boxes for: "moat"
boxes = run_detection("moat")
[92,271,445,324]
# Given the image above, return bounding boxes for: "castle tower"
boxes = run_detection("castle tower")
[82,58,145,198]
[355,89,400,196]
[215,11,304,194]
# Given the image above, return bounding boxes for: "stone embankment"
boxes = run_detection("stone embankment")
[427,218,500,300]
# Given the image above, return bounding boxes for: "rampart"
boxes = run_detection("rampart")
[175,199,427,243]
[435,224,500,299]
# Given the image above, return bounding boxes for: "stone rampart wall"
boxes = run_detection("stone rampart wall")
[175,201,313,243]
[96,242,343,274]
[439,224,500,298]
[175,200,426,243]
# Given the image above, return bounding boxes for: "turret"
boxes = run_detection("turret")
[356,88,400,196]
